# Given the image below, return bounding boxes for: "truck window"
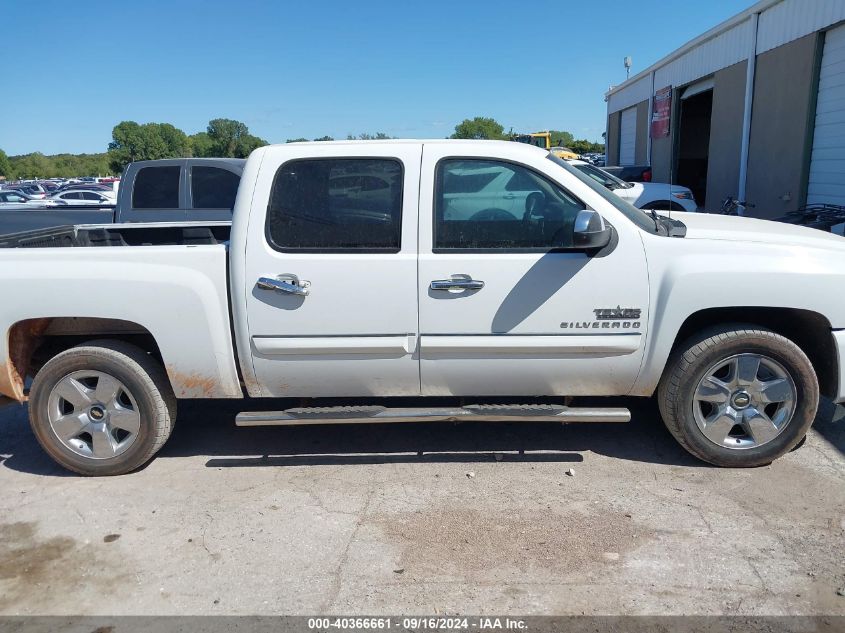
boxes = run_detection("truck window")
[266,158,403,252]
[191,166,240,209]
[434,159,585,250]
[132,166,180,209]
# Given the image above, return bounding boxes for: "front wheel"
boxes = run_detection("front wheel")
[29,340,176,476]
[658,325,818,467]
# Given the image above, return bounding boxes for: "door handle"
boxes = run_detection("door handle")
[503,193,516,200]
[430,277,485,291]
[257,275,310,296]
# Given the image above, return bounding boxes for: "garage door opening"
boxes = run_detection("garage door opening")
[676,88,713,207]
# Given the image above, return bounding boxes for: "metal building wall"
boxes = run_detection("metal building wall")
[653,19,753,92]
[605,0,845,118]
[757,0,845,54]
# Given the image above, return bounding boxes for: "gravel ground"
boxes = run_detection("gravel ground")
[0,397,843,616]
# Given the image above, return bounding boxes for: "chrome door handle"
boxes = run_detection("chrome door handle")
[257,275,310,296]
[430,277,485,291]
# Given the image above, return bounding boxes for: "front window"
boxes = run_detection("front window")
[546,153,655,233]
[435,159,585,251]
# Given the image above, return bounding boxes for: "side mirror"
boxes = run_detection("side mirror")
[573,209,612,249]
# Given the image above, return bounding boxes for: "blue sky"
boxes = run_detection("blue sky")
[1,0,752,155]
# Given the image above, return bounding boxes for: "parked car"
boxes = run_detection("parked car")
[12,184,49,199]
[604,164,652,183]
[50,189,116,206]
[0,158,244,234]
[55,183,115,194]
[0,191,64,208]
[568,160,697,212]
[1,140,843,476]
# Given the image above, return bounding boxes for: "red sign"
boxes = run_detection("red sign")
[651,86,672,139]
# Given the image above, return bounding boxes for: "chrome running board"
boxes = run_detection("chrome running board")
[236,404,630,426]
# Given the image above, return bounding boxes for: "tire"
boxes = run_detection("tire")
[28,340,176,476]
[658,325,818,467]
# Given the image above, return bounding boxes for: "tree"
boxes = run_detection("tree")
[207,118,268,158]
[547,130,575,147]
[0,149,11,179]
[450,117,505,140]
[346,132,393,140]
[107,121,190,173]
[569,139,605,155]
[286,137,309,143]
[313,136,334,142]
[189,131,214,157]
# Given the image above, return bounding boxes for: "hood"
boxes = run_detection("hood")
[626,182,692,196]
[668,211,845,249]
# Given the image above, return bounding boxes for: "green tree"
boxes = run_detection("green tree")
[0,149,11,179]
[286,137,309,143]
[450,117,506,140]
[346,132,393,140]
[547,130,575,147]
[568,139,605,155]
[107,121,190,173]
[313,136,334,141]
[207,118,268,158]
[188,132,214,157]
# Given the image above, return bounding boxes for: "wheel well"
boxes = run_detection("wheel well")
[670,307,838,398]
[4,317,163,402]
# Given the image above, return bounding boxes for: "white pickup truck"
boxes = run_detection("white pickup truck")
[2,140,844,475]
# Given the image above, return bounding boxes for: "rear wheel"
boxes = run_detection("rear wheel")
[658,325,818,467]
[29,340,176,476]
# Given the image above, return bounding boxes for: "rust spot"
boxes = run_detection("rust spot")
[0,318,51,402]
[166,366,220,398]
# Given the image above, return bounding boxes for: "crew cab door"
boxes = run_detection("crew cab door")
[417,144,650,396]
[242,144,421,397]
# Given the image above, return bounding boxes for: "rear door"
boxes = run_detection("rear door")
[417,144,650,397]
[242,143,421,397]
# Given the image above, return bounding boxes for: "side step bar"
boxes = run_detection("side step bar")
[236,404,630,427]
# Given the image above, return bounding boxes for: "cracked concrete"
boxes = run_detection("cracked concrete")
[0,397,843,615]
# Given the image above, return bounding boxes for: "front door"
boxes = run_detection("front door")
[417,145,650,397]
[243,144,421,397]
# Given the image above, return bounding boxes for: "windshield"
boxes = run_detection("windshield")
[573,162,630,190]
[546,152,656,233]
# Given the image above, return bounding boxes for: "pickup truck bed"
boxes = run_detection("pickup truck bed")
[0,222,231,249]
[0,221,241,404]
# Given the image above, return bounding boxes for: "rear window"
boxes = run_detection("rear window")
[132,166,180,209]
[191,166,240,209]
[266,158,403,252]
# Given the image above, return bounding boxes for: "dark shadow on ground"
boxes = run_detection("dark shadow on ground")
[3,397,841,477]
[811,397,845,457]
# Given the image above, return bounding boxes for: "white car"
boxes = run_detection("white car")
[49,189,116,206]
[567,160,698,212]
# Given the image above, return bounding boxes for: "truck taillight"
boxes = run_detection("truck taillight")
[643,169,652,182]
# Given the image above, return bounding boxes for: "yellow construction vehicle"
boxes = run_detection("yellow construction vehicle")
[511,132,579,160]
[511,132,551,149]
